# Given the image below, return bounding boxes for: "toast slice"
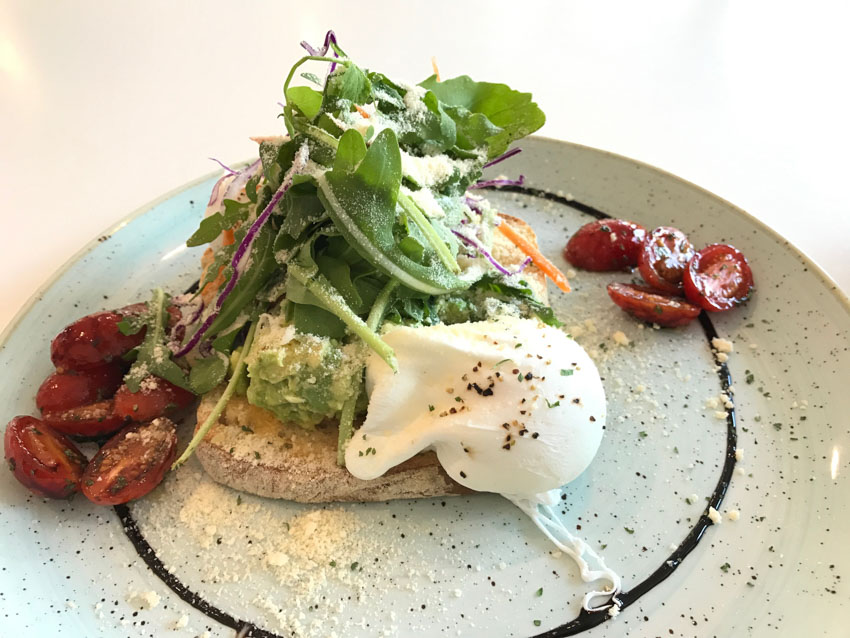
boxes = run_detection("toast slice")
[195,213,549,502]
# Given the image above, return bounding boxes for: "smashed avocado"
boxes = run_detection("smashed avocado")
[246,313,363,428]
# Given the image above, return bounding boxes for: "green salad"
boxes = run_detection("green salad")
[124,31,560,467]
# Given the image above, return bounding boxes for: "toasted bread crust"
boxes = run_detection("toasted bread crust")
[196,214,549,502]
[195,393,473,502]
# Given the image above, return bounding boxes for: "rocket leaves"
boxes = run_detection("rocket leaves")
[419,74,545,160]
[316,129,468,295]
[123,288,193,393]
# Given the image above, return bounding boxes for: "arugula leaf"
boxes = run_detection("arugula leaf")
[189,351,230,394]
[292,301,346,339]
[473,276,564,327]
[398,89,457,155]
[204,223,277,338]
[124,289,192,392]
[323,62,372,106]
[301,71,322,86]
[316,254,366,313]
[280,182,327,239]
[287,240,397,370]
[187,214,225,247]
[334,129,367,173]
[398,236,425,263]
[117,312,146,336]
[316,129,469,295]
[285,85,323,120]
[419,75,545,159]
[366,71,406,112]
[259,139,297,190]
[212,324,244,353]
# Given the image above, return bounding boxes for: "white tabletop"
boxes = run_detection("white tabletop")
[2,1,848,333]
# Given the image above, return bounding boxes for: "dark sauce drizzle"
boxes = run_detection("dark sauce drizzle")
[114,186,737,638]
[114,503,274,637]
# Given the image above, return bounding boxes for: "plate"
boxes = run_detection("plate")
[1,138,847,637]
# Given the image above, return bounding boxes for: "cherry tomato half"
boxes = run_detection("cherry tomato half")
[81,418,177,505]
[42,400,127,439]
[4,416,88,499]
[637,227,695,295]
[683,243,754,311]
[607,282,702,328]
[51,308,146,372]
[36,361,126,413]
[113,377,196,422]
[563,219,647,271]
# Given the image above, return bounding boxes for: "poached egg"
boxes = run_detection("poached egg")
[345,317,605,501]
[344,315,622,612]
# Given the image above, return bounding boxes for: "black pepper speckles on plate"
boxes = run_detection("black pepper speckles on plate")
[1,140,848,637]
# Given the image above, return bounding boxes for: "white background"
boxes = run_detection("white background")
[2,0,848,332]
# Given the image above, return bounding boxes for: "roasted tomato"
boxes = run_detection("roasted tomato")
[683,244,754,311]
[563,219,647,271]
[42,400,127,439]
[35,362,126,413]
[607,282,702,328]
[81,418,177,505]
[50,307,146,372]
[637,227,695,294]
[4,416,88,498]
[113,377,195,422]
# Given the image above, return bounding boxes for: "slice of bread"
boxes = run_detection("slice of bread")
[195,214,549,502]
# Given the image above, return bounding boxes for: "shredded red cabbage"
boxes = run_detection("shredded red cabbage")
[452,230,532,276]
[174,149,308,357]
[469,175,525,190]
[482,147,521,169]
[209,157,238,175]
[300,30,340,72]
[464,196,484,215]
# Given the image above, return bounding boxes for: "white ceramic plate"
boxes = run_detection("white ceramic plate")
[1,138,847,638]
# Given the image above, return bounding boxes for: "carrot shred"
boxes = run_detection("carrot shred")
[221,228,236,246]
[431,56,441,82]
[497,222,571,293]
[354,104,371,119]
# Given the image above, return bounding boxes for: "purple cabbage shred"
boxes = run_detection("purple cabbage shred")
[452,230,531,276]
[469,175,525,190]
[482,147,521,169]
[174,151,306,358]
[300,30,340,72]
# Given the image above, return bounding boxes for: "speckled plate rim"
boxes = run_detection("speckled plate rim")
[3,139,846,357]
[0,168,221,347]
